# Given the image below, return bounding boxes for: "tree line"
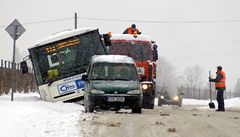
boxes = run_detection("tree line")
[156,57,240,100]
[0,60,37,95]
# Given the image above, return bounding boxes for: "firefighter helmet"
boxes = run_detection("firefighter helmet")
[217,65,222,70]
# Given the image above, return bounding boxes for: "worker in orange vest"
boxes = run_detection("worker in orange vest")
[209,65,226,112]
[123,24,141,34]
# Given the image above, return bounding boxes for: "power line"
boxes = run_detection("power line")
[24,17,73,25]
[0,17,73,28]
[1,16,240,28]
[166,50,240,63]
[77,16,240,24]
[160,40,240,51]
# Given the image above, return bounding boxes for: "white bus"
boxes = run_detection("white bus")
[21,28,109,102]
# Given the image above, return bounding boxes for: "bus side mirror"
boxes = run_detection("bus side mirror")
[103,34,111,46]
[20,61,28,74]
[82,74,88,81]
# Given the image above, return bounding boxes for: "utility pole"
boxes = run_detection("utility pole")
[74,12,77,29]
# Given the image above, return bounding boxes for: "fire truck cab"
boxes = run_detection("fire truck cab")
[108,34,158,109]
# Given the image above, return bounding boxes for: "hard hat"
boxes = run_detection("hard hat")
[217,65,222,69]
[131,24,136,28]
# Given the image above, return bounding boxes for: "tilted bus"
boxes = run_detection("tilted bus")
[21,28,109,102]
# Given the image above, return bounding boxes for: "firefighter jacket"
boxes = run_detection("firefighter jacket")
[123,27,140,34]
[210,70,226,90]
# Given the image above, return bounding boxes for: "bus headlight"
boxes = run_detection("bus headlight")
[128,90,140,94]
[142,84,148,90]
[90,89,105,94]
[173,96,179,101]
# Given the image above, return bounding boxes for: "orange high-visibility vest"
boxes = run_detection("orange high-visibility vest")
[215,70,226,88]
[127,27,139,34]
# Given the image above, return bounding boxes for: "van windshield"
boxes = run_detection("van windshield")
[90,63,138,81]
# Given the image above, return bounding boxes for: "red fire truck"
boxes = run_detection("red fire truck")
[108,34,158,109]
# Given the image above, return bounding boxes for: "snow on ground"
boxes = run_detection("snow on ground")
[0,93,239,137]
[0,93,85,137]
[183,97,240,110]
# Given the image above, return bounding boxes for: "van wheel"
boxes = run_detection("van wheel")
[132,107,142,114]
[84,100,94,113]
[150,104,154,109]
[85,104,94,113]
[114,106,121,111]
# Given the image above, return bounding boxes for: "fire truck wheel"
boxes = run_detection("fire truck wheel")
[132,107,142,114]
[149,104,154,109]
[178,102,182,107]
[158,100,163,106]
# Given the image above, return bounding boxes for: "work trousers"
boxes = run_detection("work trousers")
[216,89,225,110]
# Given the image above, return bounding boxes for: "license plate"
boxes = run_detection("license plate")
[108,97,125,102]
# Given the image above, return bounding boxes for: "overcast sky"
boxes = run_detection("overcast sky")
[1,0,240,89]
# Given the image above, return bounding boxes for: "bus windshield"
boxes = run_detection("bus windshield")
[30,30,105,85]
[109,41,152,61]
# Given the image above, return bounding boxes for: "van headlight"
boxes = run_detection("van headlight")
[90,89,105,94]
[127,90,140,94]
[173,96,179,101]
[142,84,148,90]
[160,95,164,99]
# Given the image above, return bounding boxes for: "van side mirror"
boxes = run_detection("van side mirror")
[20,61,28,74]
[102,34,111,46]
[82,74,88,81]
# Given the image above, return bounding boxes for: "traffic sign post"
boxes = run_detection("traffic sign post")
[5,19,26,101]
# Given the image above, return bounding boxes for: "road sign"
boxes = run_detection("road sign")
[5,19,25,40]
[5,19,26,101]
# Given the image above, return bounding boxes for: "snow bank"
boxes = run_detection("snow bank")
[0,93,85,137]
[111,34,153,42]
[183,98,240,108]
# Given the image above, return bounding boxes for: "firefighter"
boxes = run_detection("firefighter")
[209,65,226,112]
[123,24,141,34]
[152,41,158,61]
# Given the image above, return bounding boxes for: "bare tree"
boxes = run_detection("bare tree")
[234,78,240,97]
[180,65,205,98]
[181,65,205,88]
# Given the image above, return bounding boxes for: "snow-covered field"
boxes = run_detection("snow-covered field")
[183,97,240,107]
[0,93,85,137]
[0,93,240,137]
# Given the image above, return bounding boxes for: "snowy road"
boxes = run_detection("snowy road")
[0,93,240,137]
[79,105,240,137]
